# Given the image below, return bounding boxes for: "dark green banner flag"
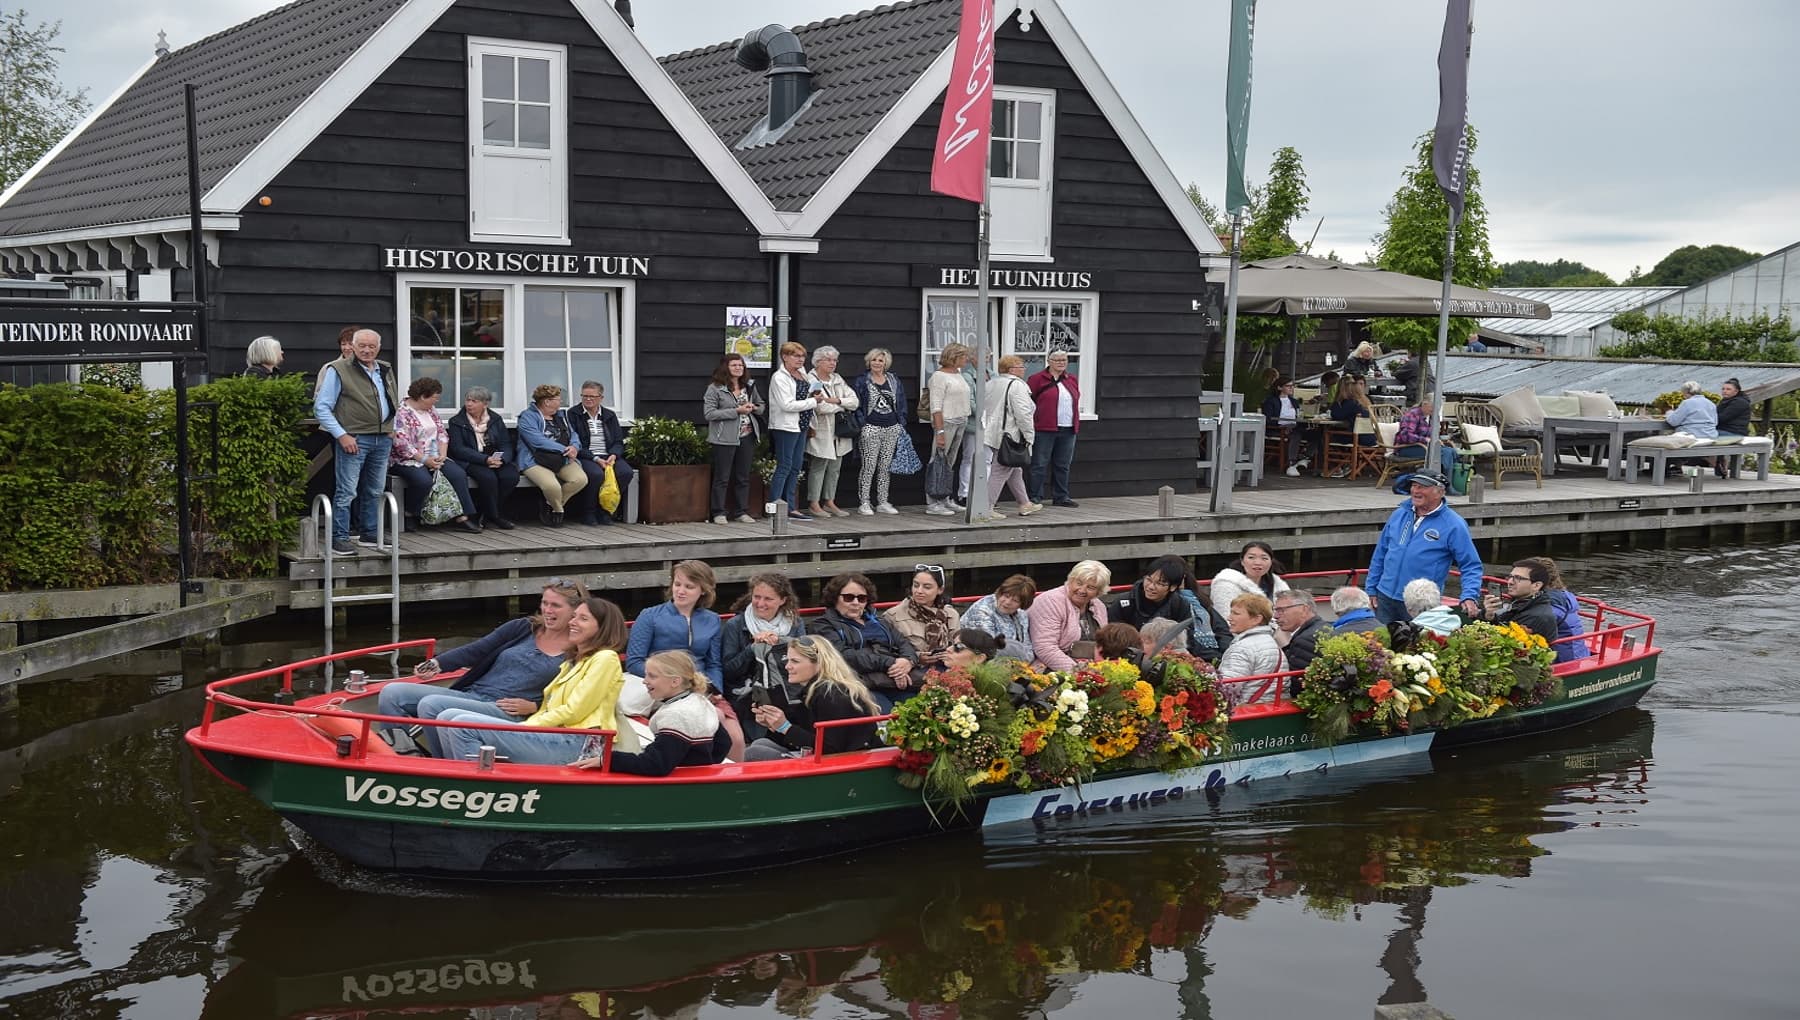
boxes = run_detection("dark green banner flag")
[1225,0,1257,214]
[1433,0,1473,224]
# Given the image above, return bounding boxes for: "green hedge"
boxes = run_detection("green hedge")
[0,376,312,590]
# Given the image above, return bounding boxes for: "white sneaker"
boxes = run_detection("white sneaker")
[1017,502,1044,516]
[712,514,728,524]
[947,499,966,512]
[857,503,875,516]
[984,508,1007,518]
[1285,465,1301,477]
[876,503,900,515]
[925,504,956,516]
[1295,458,1310,470]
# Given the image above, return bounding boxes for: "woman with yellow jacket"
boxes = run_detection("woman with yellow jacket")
[436,597,640,763]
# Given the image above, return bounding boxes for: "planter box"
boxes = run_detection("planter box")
[635,464,711,523]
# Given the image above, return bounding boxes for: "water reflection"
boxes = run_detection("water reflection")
[199,711,1654,1020]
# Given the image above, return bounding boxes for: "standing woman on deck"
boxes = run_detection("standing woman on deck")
[768,341,822,521]
[926,343,974,515]
[850,347,907,515]
[627,560,725,693]
[703,353,763,524]
[882,565,962,674]
[803,345,860,518]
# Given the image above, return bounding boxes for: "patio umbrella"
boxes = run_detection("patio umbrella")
[1232,254,1552,320]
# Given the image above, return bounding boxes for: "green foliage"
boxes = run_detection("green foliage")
[1631,244,1761,287]
[1368,127,1496,353]
[1193,148,1320,357]
[184,376,315,576]
[622,415,708,465]
[0,11,90,190]
[1599,311,1798,362]
[1495,258,1615,288]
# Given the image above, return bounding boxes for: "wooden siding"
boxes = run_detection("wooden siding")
[208,0,769,423]
[800,18,1211,499]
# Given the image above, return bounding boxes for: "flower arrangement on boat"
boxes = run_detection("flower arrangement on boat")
[885,654,1230,809]
[1296,622,1562,744]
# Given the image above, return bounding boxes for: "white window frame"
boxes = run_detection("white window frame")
[919,288,1099,420]
[467,38,570,246]
[988,86,1056,262]
[394,274,636,421]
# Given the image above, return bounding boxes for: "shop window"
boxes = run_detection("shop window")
[988,87,1055,259]
[408,286,507,404]
[468,39,568,244]
[920,290,1097,418]
[524,287,617,407]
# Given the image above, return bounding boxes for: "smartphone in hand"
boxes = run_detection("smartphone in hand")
[750,687,773,708]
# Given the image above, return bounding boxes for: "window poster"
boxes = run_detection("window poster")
[726,306,773,368]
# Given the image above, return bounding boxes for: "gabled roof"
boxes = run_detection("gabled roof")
[1485,286,1683,337]
[660,0,961,214]
[0,0,411,237]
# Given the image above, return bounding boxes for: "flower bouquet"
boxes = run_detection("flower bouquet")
[1440,621,1561,714]
[1066,659,1149,764]
[1295,631,1408,742]
[884,666,1016,813]
[1140,651,1230,770]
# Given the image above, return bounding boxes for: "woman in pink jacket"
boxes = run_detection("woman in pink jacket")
[1027,559,1111,671]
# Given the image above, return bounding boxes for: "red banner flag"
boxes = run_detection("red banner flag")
[929,0,997,204]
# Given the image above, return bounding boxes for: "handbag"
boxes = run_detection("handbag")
[890,429,923,475]
[834,407,860,439]
[924,446,956,501]
[996,379,1032,467]
[419,469,462,525]
[598,462,621,513]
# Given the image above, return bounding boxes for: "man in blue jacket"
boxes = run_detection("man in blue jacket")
[1365,471,1485,628]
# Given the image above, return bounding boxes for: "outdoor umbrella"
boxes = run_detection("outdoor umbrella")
[1232,254,1551,320]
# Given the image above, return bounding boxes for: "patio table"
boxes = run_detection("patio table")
[1539,415,1668,480]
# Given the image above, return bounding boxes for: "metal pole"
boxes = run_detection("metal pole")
[966,168,993,523]
[178,83,207,606]
[1425,216,1459,476]
[1209,212,1245,513]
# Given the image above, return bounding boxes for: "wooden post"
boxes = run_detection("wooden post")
[1157,485,1175,518]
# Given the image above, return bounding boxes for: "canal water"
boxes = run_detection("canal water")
[3,543,1797,1019]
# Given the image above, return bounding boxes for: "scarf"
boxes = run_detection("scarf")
[903,598,953,657]
[743,607,795,638]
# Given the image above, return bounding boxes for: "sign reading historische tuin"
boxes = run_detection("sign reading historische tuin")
[381,247,651,278]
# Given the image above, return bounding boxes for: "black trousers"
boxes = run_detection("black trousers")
[710,434,756,516]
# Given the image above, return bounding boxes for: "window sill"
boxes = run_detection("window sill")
[990,253,1056,264]
[468,233,574,248]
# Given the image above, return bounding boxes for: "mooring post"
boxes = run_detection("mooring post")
[1157,485,1175,519]
[771,500,789,537]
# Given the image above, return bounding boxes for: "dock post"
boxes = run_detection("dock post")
[0,623,14,651]
[0,681,15,715]
[1157,485,1175,518]
[771,501,789,537]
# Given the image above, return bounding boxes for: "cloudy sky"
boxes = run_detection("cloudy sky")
[42,0,1797,280]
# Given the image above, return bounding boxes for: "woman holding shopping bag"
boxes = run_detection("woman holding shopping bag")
[975,355,1043,522]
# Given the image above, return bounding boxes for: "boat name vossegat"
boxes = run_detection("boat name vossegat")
[343,776,541,818]
[1565,667,1642,699]
[342,959,537,1003]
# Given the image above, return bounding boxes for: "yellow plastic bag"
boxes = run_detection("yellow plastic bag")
[598,462,621,514]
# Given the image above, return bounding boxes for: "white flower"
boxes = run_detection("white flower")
[1067,723,1082,736]
[1056,688,1090,723]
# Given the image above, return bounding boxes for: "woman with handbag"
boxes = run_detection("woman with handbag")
[976,355,1043,522]
[803,345,861,518]
[850,347,907,516]
[702,353,763,524]
[515,383,587,527]
[390,377,480,533]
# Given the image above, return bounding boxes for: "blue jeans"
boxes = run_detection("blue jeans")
[436,711,590,765]
[1029,428,1078,503]
[770,430,806,511]
[390,461,476,519]
[1373,592,1411,628]
[332,433,393,541]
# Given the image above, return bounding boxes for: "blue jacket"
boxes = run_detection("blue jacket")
[1366,499,1485,604]
[1550,589,1591,663]
[442,617,563,700]
[515,406,576,469]
[626,601,724,691]
[850,371,908,429]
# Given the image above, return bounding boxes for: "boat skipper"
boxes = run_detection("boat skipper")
[1365,471,1484,628]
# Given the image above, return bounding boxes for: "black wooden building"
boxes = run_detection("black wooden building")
[0,0,1223,495]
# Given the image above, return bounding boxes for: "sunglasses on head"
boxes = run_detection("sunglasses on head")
[914,563,944,577]
[839,591,869,602]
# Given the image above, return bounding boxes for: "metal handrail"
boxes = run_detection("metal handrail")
[310,491,404,687]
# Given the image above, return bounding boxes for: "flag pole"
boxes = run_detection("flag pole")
[1211,213,1243,513]
[966,147,994,524]
[1213,0,1256,513]
[1425,0,1473,479]
[1425,217,1457,476]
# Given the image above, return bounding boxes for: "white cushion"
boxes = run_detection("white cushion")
[1489,385,1544,429]
[1376,421,1399,446]
[1463,422,1503,454]
[1537,394,1582,417]
[1628,433,1698,449]
[1565,389,1620,418]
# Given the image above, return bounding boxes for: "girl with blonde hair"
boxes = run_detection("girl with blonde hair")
[745,635,883,760]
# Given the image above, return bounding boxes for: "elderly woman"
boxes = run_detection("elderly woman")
[1027,350,1082,507]
[926,343,974,515]
[703,353,763,524]
[1714,377,1752,478]
[1027,559,1111,671]
[850,347,907,516]
[882,564,962,672]
[977,354,1042,520]
[242,335,283,378]
[769,341,823,521]
[1404,578,1463,636]
[446,386,517,530]
[803,345,861,518]
[515,382,586,527]
[1664,380,1718,438]
[1345,341,1380,380]
[1216,592,1284,682]
[1331,587,1382,633]
[960,574,1035,661]
[808,572,918,706]
[391,377,480,533]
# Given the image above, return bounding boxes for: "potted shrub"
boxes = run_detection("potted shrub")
[624,416,712,523]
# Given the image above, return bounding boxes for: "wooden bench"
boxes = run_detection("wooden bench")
[385,468,638,532]
[1624,437,1772,485]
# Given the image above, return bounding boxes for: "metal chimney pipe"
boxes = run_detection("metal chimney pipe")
[734,25,811,131]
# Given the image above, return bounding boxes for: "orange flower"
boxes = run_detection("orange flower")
[1369,679,1394,702]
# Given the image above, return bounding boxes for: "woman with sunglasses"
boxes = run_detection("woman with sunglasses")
[942,629,1002,671]
[881,565,962,674]
[376,578,588,753]
[575,650,727,776]
[745,636,884,760]
[807,572,919,709]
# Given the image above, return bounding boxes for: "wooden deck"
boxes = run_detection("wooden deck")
[282,468,1800,609]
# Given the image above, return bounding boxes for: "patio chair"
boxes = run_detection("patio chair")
[1459,402,1543,489]
[1372,420,1427,489]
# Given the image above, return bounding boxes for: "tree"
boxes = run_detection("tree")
[0,11,89,191]
[1495,258,1614,288]
[1634,244,1761,287]
[1368,126,1495,354]
[1599,310,1797,362]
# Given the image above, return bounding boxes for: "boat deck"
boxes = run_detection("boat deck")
[281,469,1800,609]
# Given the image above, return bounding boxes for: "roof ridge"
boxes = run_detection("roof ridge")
[159,0,328,60]
[656,0,946,63]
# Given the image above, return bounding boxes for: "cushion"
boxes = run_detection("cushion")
[1565,389,1620,418]
[1376,421,1399,446]
[1462,422,1503,454]
[1536,394,1582,417]
[1488,385,1544,429]
[1628,433,1698,449]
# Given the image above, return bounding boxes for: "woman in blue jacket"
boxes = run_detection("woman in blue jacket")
[626,559,725,691]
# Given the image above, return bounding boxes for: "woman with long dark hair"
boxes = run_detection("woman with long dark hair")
[703,353,763,523]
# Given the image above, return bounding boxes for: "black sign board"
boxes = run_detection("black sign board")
[382,246,651,278]
[912,265,1106,291]
[0,302,202,360]
[823,535,862,551]
[1617,499,1641,510]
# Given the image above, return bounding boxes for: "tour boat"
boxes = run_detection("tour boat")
[184,580,1659,880]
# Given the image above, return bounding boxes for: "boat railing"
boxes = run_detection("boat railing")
[197,638,443,733]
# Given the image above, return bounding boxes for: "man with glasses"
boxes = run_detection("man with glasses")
[1365,470,1484,628]
[1474,560,1559,643]
[568,380,632,525]
[1271,589,1328,682]
[1103,554,1194,632]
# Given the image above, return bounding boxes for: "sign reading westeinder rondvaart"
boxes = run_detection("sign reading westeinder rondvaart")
[0,305,203,357]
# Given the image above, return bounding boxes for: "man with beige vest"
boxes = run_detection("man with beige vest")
[313,328,399,555]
